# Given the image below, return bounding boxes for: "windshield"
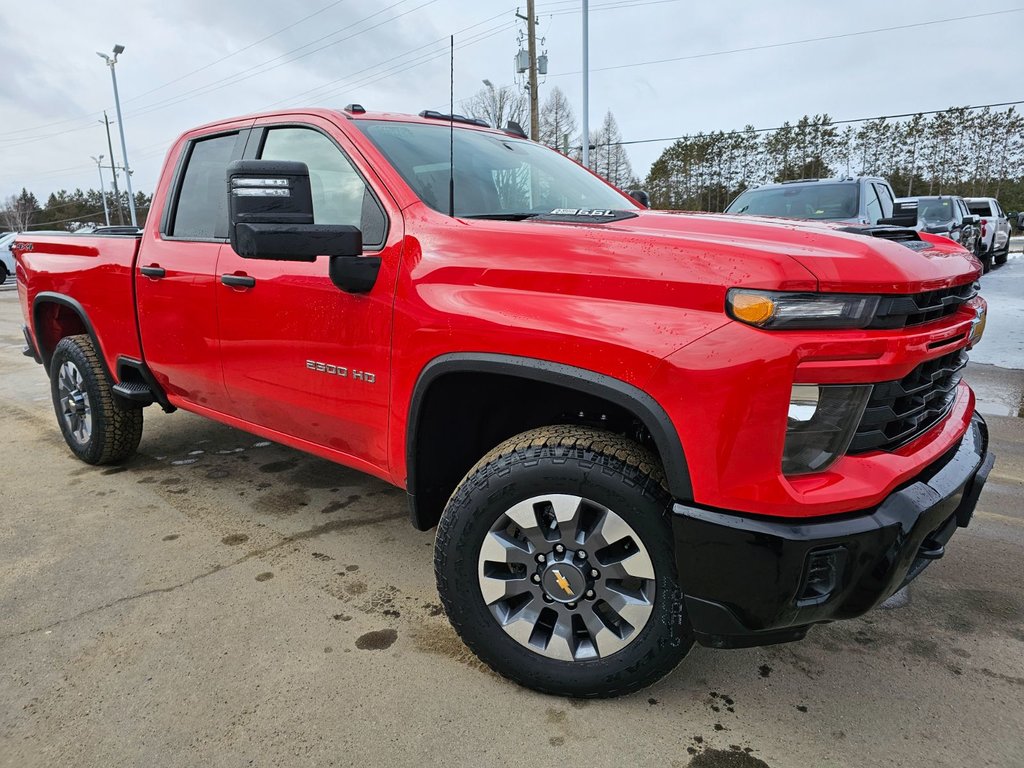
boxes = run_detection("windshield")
[917,198,954,224]
[356,120,635,217]
[726,183,859,220]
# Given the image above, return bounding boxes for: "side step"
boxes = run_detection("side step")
[112,379,156,405]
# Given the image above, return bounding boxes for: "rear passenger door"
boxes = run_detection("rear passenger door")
[215,116,400,472]
[137,123,251,409]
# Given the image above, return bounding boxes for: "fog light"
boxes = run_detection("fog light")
[783,384,872,475]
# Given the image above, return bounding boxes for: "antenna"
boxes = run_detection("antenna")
[448,34,455,218]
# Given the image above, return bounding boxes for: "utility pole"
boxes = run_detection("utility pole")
[91,155,111,226]
[97,45,137,227]
[516,2,540,141]
[581,0,590,168]
[101,111,124,225]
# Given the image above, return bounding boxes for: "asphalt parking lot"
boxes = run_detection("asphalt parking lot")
[1,265,1022,768]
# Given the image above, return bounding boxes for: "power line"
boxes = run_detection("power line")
[124,0,350,104]
[550,8,1024,78]
[0,0,435,148]
[575,100,1024,150]
[124,0,439,120]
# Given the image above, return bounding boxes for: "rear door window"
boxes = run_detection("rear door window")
[170,132,241,239]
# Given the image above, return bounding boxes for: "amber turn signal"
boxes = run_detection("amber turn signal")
[728,293,776,325]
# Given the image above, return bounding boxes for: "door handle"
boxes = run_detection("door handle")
[140,265,165,278]
[221,273,256,288]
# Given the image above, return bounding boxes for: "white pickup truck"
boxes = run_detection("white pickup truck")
[965,197,1012,267]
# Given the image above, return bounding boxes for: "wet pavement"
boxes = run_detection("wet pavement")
[0,281,1021,768]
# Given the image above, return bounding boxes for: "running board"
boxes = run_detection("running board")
[112,380,156,405]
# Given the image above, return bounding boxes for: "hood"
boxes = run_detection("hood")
[529,210,981,294]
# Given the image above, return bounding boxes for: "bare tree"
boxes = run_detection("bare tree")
[461,83,527,130]
[588,111,633,189]
[1,189,39,231]
[539,86,577,152]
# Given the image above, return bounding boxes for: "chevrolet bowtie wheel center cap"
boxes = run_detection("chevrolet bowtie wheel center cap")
[542,562,585,603]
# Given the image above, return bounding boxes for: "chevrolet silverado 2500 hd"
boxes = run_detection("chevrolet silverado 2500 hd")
[13,107,994,698]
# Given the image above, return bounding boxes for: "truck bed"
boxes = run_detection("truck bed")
[17,231,143,377]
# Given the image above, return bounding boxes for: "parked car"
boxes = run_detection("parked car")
[899,196,986,270]
[13,107,993,698]
[724,177,898,225]
[965,197,1011,266]
[0,231,17,284]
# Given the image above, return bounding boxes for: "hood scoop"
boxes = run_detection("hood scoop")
[836,225,934,251]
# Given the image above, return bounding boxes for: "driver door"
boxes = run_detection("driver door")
[215,117,400,472]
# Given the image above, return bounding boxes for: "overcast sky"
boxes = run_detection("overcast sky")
[1,0,1020,203]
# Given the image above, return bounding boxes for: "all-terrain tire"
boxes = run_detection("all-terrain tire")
[994,246,1009,266]
[50,334,143,464]
[434,425,693,698]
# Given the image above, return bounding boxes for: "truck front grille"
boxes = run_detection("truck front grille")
[848,349,968,454]
[867,281,979,330]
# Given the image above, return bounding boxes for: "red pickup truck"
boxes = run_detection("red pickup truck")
[14,107,994,698]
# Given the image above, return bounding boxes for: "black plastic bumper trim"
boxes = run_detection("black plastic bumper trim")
[22,325,41,362]
[674,413,992,650]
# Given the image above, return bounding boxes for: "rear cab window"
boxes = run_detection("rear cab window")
[967,201,994,217]
[167,132,245,241]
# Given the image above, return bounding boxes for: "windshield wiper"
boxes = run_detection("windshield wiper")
[462,213,540,221]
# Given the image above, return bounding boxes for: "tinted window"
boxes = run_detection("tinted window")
[873,183,894,219]
[726,183,859,220]
[918,198,954,225]
[864,184,882,224]
[260,127,386,247]
[966,201,992,217]
[172,133,238,239]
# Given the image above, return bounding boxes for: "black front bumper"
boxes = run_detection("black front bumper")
[673,413,994,649]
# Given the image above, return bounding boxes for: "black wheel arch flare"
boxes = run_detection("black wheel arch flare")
[405,353,693,530]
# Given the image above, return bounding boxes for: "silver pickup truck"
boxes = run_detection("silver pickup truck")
[966,197,1012,267]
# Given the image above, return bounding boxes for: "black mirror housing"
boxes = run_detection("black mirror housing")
[627,189,651,208]
[226,159,363,262]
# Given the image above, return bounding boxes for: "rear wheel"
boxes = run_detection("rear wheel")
[434,426,693,698]
[0,262,8,285]
[994,245,1009,266]
[50,335,143,464]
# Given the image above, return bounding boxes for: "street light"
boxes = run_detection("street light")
[96,44,137,227]
[90,155,111,226]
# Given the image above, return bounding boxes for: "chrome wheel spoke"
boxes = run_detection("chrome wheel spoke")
[597,548,656,581]
[602,581,654,629]
[580,604,631,657]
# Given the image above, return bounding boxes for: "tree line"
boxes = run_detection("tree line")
[463,84,637,190]
[1,188,152,232]
[643,106,1024,212]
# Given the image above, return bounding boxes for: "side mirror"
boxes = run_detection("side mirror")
[227,160,362,262]
[877,201,918,228]
[627,189,651,208]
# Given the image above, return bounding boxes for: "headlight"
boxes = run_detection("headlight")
[783,384,872,475]
[727,289,879,330]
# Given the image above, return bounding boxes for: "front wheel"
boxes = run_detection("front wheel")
[434,426,693,698]
[50,335,144,464]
